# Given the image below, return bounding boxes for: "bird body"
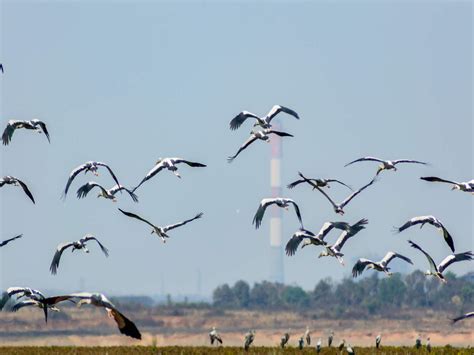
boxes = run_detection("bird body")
[77,182,138,202]
[352,251,413,277]
[376,334,382,349]
[285,229,326,256]
[253,197,303,229]
[2,119,50,145]
[316,338,322,353]
[288,173,352,191]
[244,330,255,350]
[229,105,299,131]
[0,176,35,203]
[420,176,474,193]
[345,156,427,175]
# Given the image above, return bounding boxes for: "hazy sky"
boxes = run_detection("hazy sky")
[1,1,472,297]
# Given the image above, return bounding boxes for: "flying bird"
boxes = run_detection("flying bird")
[253,198,303,229]
[76,182,138,202]
[285,229,326,256]
[229,105,299,131]
[420,176,474,193]
[209,327,223,345]
[50,235,109,275]
[7,287,45,300]
[0,234,23,247]
[133,157,206,192]
[10,299,61,318]
[408,240,473,283]
[118,208,203,242]
[2,119,50,145]
[0,176,35,203]
[345,156,427,175]
[395,215,455,252]
[244,329,255,351]
[63,161,121,198]
[227,129,293,162]
[451,311,474,324]
[0,64,3,73]
[287,173,352,191]
[352,251,413,277]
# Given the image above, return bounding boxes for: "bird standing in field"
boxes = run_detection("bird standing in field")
[280,331,290,348]
[415,335,422,349]
[229,105,299,131]
[298,336,304,350]
[376,334,382,349]
[253,197,303,229]
[304,326,311,345]
[0,176,35,203]
[288,173,352,191]
[0,234,23,247]
[338,339,346,351]
[76,182,138,202]
[209,327,223,345]
[345,156,427,175]
[408,240,473,283]
[244,330,255,351]
[451,312,474,324]
[316,338,322,353]
[426,337,431,352]
[420,176,474,193]
[328,331,334,347]
[352,252,413,278]
[118,209,203,242]
[2,119,50,145]
[50,235,109,275]
[347,344,355,355]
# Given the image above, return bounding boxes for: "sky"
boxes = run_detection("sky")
[0,0,472,297]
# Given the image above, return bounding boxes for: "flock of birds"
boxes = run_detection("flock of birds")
[1,91,473,348]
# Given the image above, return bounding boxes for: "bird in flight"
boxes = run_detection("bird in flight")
[2,119,50,145]
[287,172,352,191]
[0,176,35,203]
[451,312,474,324]
[229,105,299,131]
[76,182,138,202]
[345,156,427,175]
[0,234,23,247]
[253,197,303,229]
[420,176,474,194]
[352,251,413,277]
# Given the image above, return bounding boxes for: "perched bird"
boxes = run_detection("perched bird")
[229,105,299,131]
[227,129,293,162]
[347,344,355,355]
[63,161,121,198]
[328,331,334,347]
[345,156,427,175]
[288,173,352,191]
[118,209,203,242]
[50,235,109,275]
[0,234,23,247]
[2,119,50,145]
[285,229,326,256]
[280,331,290,348]
[253,197,303,229]
[316,338,322,353]
[318,219,368,265]
[415,335,422,349]
[298,336,304,350]
[376,334,382,349]
[209,327,223,345]
[338,339,346,351]
[395,215,455,252]
[299,172,377,215]
[408,240,473,283]
[426,337,431,352]
[0,176,35,203]
[244,330,255,351]
[451,311,474,324]
[76,182,138,202]
[50,292,141,339]
[304,326,311,345]
[352,252,413,278]
[420,176,474,193]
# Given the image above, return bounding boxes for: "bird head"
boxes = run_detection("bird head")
[318,251,328,258]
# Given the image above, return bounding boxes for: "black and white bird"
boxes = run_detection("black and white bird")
[10,299,61,319]
[253,198,303,229]
[209,327,223,345]
[395,216,455,252]
[76,182,138,202]
[0,176,35,203]
[316,338,322,353]
[228,129,293,162]
[376,334,382,349]
[244,329,255,351]
[451,311,474,324]
[0,234,23,247]
[7,286,45,300]
[298,336,304,350]
[287,172,352,191]
[415,335,422,349]
[63,161,121,198]
[133,157,206,192]
[338,339,346,351]
[328,331,334,347]
[280,331,290,348]
[318,219,368,265]
[2,119,50,145]
[345,156,427,175]
[408,240,473,283]
[299,172,377,215]
[347,344,356,355]
[285,229,326,256]
[229,105,299,131]
[50,292,141,339]
[352,252,413,278]
[50,235,109,275]
[118,209,203,242]
[426,337,431,352]
[420,176,474,193]
[304,326,311,346]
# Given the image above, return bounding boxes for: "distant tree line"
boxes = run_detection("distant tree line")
[212,271,473,318]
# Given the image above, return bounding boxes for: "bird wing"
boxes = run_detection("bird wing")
[95,162,121,188]
[352,258,374,277]
[344,156,385,167]
[438,222,455,253]
[340,177,377,209]
[288,200,304,228]
[332,230,353,252]
[285,232,305,256]
[11,299,41,312]
[298,172,338,210]
[163,212,203,232]
[63,164,89,197]
[229,111,262,130]
[15,178,35,204]
[408,240,438,272]
[32,120,50,143]
[286,179,307,189]
[82,235,109,257]
[252,198,276,229]
[316,222,336,239]
[381,251,413,267]
[50,242,75,275]
[0,234,23,247]
[118,208,156,229]
[452,312,474,324]
[7,287,42,299]
[76,182,107,199]
[438,251,473,273]
[420,176,459,185]
[109,185,139,202]
[2,121,16,145]
[393,159,427,165]
[396,216,428,232]
[327,179,353,191]
[227,134,259,162]
[108,307,142,340]
[173,158,207,168]
[132,161,166,192]
[267,129,294,138]
[265,105,300,124]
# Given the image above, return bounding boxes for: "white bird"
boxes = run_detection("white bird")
[76,182,138,202]
[0,176,35,203]
[451,311,474,324]
[133,157,206,192]
[345,156,427,175]
[209,326,223,345]
[338,339,346,351]
[50,235,109,275]
[395,216,455,252]
[352,252,413,278]
[415,334,422,349]
[227,129,293,162]
[244,329,255,350]
[304,326,311,345]
[0,234,23,247]
[63,161,121,198]
[316,338,322,353]
[420,176,474,193]
[376,334,382,349]
[318,219,369,265]
[253,197,303,229]
[408,240,473,283]
[288,173,352,191]
[2,119,50,145]
[118,208,203,242]
[346,343,355,355]
[229,105,299,131]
